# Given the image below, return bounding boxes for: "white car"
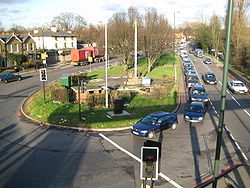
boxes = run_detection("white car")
[227,81,248,93]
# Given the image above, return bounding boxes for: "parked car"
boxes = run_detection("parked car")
[186,73,200,88]
[203,58,212,64]
[0,73,22,83]
[227,81,248,94]
[184,102,206,123]
[189,85,209,106]
[202,72,217,84]
[131,112,178,138]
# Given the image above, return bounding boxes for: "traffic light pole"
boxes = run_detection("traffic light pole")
[212,0,234,187]
[43,81,46,103]
[78,77,81,121]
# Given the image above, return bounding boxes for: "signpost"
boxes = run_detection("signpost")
[39,68,47,103]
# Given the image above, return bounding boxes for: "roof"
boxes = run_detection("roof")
[192,85,205,90]
[0,34,12,42]
[149,112,173,118]
[32,30,77,37]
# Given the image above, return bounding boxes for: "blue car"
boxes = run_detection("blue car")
[184,102,206,123]
[189,85,209,106]
[131,112,178,138]
[0,73,22,84]
[202,72,217,85]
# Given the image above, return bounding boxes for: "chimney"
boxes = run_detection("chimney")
[51,25,57,32]
[34,29,39,34]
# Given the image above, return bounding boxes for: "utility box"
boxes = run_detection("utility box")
[60,74,71,87]
[142,77,151,87]
[113,98,123,114]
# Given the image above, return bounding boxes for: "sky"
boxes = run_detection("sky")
[0,0,228,30]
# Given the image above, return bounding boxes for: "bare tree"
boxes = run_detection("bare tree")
[108,7,140,71]
[231,0,250,70]
[8,24,28,34]
[51,12,87,31]
[209,14,222,58]
[142,8,171,73]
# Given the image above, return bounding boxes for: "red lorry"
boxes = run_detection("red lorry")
[71,47,105,65]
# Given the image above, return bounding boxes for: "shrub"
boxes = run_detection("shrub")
[109,90,132,105]
[50,85,69,104]
[86,93,105,108]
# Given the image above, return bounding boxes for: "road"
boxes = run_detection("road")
[0,56,249,188]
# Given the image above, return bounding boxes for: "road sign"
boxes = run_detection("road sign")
[140,147,159,181]
[41,53,48,60]
[40,68,47,81]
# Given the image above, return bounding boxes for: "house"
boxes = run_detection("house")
[0,33,37,67]
[175,33,186,44]
[32,26,77,51]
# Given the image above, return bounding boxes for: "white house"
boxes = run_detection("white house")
[32,26,77,51]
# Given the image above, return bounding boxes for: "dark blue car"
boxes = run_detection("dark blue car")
[131,112,178,138]
[184,102,206,123]
[0,73,22,83]
[189,85,209,106]
[202,72,217,85]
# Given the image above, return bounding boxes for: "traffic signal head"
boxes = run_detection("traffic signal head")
[140,147,159,180]
[40,68,47,81]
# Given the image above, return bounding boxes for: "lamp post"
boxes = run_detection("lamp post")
[105,0,108,108]
[173,11,180,85]
[134,19,138,78]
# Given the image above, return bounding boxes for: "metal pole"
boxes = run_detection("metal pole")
[134,19,138,78]
[212,0,234,187]
[78,77,81,121]
[43,81,46,103]
[173,12,177,84]
[105,0,108,108]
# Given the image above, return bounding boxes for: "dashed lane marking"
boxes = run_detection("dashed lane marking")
[243,109,250,117]
[231,96,241,106]
[99,133,184,188]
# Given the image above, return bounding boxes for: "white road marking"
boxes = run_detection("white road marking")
[231,96,241,106]
[243,109,250,117]
[218,81,222,85]
[99,133,183,188]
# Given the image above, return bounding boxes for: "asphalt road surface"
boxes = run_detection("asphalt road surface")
[0,57,249,188]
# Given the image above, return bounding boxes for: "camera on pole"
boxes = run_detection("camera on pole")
[140,147,159,181]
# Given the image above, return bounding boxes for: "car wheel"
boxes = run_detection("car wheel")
[4,80,8,84]
[148,131,155,139]
[172,122,177,130]
[18,77,22,81]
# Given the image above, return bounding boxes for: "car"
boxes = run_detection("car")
[0,73,22,83]
[184,66,195,76]
[227,81,248,94]
[186,70,196,76]
[202,72,217,84]
[203,58,212,64]
[184,102,206,123]
[183,62,193,67]
[186,73,200,88]
[189,85,209,106]
[131,112,178,138]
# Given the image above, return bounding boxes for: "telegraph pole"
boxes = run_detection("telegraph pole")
[212,0,234,187]
[105,0,108,108]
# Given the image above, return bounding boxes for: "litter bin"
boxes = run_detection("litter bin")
[113,98,123,114]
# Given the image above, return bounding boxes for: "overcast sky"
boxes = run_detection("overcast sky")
[0,0,227,29]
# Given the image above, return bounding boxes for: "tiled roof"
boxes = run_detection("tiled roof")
[32,30,77,37]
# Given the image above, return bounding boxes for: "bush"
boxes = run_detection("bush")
[109,90,132,105]
[71,73,88,86]
[86,93,105,108]
[50,85,69,104]
[22,59,37,68]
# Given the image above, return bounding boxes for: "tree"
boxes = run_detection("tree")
[209,14,223,58]
[231,0,250,71]
[51,12,87,31]
[142,8,171,73]
[0,21,4,32]
[8,24,27,34]
[108,7,140,71]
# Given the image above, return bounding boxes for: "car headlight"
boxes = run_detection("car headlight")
[191,98,195,101]
[204,99,208,102]
[140,130,148,134]
[185,116,190,119]
[198,117,204,120]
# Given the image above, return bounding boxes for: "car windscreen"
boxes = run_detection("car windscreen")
[192,89,206,95]
[141,115,158,125]
[187,76,199,81]
[206,74,215,78]
[188,105,203,113]
[233,83,244,87]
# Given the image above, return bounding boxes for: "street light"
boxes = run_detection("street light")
[105,0,108,108]
[173,11,180,85]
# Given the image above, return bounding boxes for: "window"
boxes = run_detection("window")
[9,44,13,53]
[15,44,19,52]
[55,43,58,48]
[71,37,74,40]
[64,43,66,48]
[64,37,66,40]
[55,37,58,41]
[30,43,34,51]
[26,43,29,51]
[71,42,74,47]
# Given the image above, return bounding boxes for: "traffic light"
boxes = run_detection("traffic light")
[140,147,159,180]
[40,68,47,81]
